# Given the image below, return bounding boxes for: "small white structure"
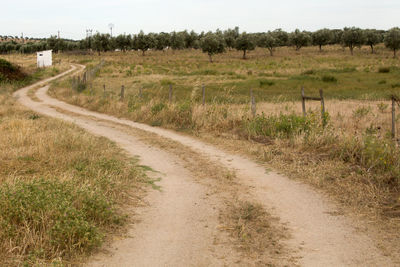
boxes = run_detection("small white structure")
[37,50,52,68]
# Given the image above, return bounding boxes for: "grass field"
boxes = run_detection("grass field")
[61,45,400,103]
[0,58,146,265]
[3,45,400,261]
[47,45,400,235]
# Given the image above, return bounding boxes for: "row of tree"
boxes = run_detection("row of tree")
[1,27,400,60]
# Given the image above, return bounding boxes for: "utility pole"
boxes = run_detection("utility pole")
[86,29,93,50]
[21,32,24,43]
[108,23,114,37]
[58,30,60,39]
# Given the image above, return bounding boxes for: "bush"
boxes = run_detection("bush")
[321,75,338,83]
[151,102,166,115]
[378,67,390,73]
[336,135,400,185]
[353,106,372,118]
[259,79,275,87]
[245,113,312,139]
[302,69,315,75]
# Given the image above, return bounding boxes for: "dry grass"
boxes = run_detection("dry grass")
[15,48,400,259]
[0,59,147,265]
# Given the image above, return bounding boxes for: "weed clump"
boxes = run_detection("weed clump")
[378,67,390,73]
[258,79,275,87]
[245,113,312,139]
[321,75,338,83]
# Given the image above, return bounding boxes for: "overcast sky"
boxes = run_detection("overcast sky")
[1,0,399,40]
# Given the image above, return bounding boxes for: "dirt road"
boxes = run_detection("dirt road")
[13,66,395,266]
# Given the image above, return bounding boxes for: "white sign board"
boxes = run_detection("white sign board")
[37,50,52,68]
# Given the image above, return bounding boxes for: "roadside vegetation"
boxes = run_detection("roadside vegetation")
[0,58,146,265]
[45,44,400,253]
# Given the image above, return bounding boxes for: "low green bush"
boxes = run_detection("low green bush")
[321,75,338,83]
[378,67,390,73]
[245,113,313,139]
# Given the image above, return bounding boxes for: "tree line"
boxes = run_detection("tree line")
[1,27,400,60]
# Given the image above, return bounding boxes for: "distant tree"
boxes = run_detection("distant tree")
[46,35,65,53]
[199,32,226,62]
[154,32,171,51]
[257,32,278,56]
[223,27,240,50]
[115,34,131,52]
[312,29,333,51]
[135,31,155,56]
[289,29,311,51]
[364,29,382,54]
[342,27,364,55]
[330,29,344,45]
[183,30,198,49]
[384,27,400,58]
[92,33,111,55]
[272,29,289,46]
[170,31,185,51]
[235,32,256,59]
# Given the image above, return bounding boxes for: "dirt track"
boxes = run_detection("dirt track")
[13,66,396,266]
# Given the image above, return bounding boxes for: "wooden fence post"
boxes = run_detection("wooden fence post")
[392,96,396,139]
[120,85,125,101]
[103,84,106,98]
[169,84,173,103]
[202,84,205,106]
[139,87,143,98]
[301,87,306,117]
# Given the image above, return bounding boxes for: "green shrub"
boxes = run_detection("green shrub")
[353,106,372,118]
[378,67,390,73]
[151,102,166,115]
[377,102,389,113]
[336,135,400,185]
[391,83,400,88]
[302,69,315,75]
[160,79,175,86]
[245,113,312,139]
[258,79,275,87]
[321,75,338,83]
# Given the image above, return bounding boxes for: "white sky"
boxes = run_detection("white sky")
[1,0,399,40]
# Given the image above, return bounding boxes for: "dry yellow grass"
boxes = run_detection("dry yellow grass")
[45,48,400,260]
[0,58,146,265]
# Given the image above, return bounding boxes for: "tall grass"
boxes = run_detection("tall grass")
[0,64,145,265]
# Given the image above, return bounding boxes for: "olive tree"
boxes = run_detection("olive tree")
[170,31,185,51]
[289,29,311,51]
[272,29,289,46]
[342,27,364,55]
[257,32,277,56]
[92,33,111,55]
[312,29,333,51]
[154,32,171,51]
[384,27,400,58]
[134,31,155,56]
[199,32,226,62]
[364,29,382,54]
[115,34,131,52]
[235,32,256,59]
[223,27,240,50]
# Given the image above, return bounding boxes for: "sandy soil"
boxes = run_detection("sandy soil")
[13,66,396,266]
